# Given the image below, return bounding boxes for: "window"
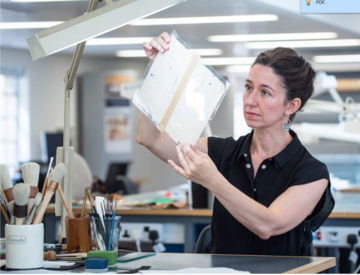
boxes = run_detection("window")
[0,66,29,178]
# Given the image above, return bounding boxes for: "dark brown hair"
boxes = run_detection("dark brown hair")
[251,47,315,122]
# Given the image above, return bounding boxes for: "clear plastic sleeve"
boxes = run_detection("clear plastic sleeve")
[133,30,230,145]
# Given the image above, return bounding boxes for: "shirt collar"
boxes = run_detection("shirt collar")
[237,129,302,168]
[237,130,253,162]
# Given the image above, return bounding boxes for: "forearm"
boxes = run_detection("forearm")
[208,176,278,239]
[136,112,161,148]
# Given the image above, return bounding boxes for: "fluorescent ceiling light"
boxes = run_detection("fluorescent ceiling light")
[87,37,153,45]
[225,65,251,73]
[0,22,63,29]
[27,0,185,60]
[116,48,223,57]
[130,14,278,26]
[245,39,360,49]
[313,54,360,63]
[201,57,256,66]
[208,32,337,42]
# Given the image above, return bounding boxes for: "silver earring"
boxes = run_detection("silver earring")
[283,119,291,131]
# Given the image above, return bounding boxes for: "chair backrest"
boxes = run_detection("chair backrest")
[105,162,138,195]
[194,225,315,256]
[194,225,212,253]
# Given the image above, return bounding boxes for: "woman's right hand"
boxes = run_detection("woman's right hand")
[142,32,171,62]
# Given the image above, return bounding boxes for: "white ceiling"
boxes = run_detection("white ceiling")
[1,0,360,70]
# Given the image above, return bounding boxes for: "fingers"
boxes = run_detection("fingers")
[142,41,152,51]
[160,32,171,43]
[176,145,190,171]
[149,32,170,53]
[179,142,199,163]
[168,160,187,178]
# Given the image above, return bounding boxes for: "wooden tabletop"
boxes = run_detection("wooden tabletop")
[45,190,360,218]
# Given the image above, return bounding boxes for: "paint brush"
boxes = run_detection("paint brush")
[41,157,54,200]
[25,192,43,224]
[33,163,66,224]
[0,165,14,203]
[80,194,87,218]
[21,162,40,214]
[13,183,30,225]
[57,184,75,219]
[0,201,10,224]
[7,201,14,224]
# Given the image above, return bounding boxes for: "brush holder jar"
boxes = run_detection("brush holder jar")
[91,215,121,251]
[65,213,92,253]
[5,224,43,270]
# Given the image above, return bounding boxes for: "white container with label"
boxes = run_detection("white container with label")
[5,224,43,269]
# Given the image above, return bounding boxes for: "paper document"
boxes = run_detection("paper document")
[134,31,229,144]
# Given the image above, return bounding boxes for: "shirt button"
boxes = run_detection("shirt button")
[261,164,266,169]
[244,153,247,157]
[268,158,272,161]
[254,188,256,192]
[246,164,251,169]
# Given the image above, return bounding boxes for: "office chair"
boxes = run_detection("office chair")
[194,225,212,253]
[195,225,315,256]
[105,162,138,195]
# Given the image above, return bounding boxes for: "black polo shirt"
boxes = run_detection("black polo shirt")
[208,130,334,256]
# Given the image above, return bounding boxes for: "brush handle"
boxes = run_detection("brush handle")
[33,189,55,224]
[15,217,24,225]
[57,184,75,219]
[41,176,48,200]
[28,198,35,215]
[1,190,8,204]
[0,203,10,224]
[80,196,87,218]
[25,204,38,225]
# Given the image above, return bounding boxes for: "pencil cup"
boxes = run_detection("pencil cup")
[65,213,92,253]
[91,216,121,251]
[5,224,43,270]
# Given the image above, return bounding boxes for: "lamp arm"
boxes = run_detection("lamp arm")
[58,0,100,243]
[65,0,100,90]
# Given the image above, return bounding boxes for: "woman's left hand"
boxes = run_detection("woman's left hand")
[168,141,223,188]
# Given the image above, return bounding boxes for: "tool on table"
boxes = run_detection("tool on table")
[33,163,66,224]
[41,157,54,200]
[21,162,40,214]
[0,165,14,204]
[26,192,43,224]
[13,183,30,225]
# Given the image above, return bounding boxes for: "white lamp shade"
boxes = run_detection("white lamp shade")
[27,0,186,60]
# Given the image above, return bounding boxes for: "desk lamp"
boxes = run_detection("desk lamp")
[301,72,360,144]
[27,0,186,242]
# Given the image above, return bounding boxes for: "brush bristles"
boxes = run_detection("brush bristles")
[13,183,30,206]
[21,162,40,187]
[112,193,123,201]
[0,164,13,190]
[48,163,66,184]
[34,193,43,206]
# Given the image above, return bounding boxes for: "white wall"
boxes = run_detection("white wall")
[1,47,234,192]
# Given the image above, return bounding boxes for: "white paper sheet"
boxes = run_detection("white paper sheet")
[134,32,229,144]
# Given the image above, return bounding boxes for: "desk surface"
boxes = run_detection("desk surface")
[2,253,336,274]
[117,253,335,274]
[47,192,360,218]
[44,191,360,220]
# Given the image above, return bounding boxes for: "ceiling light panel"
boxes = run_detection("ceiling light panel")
[245,39,360,49]
[130,14,278,26]
[208,32,338,42]
[313,54,360,63]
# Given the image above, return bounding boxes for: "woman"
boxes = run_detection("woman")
[136,32,334,256]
